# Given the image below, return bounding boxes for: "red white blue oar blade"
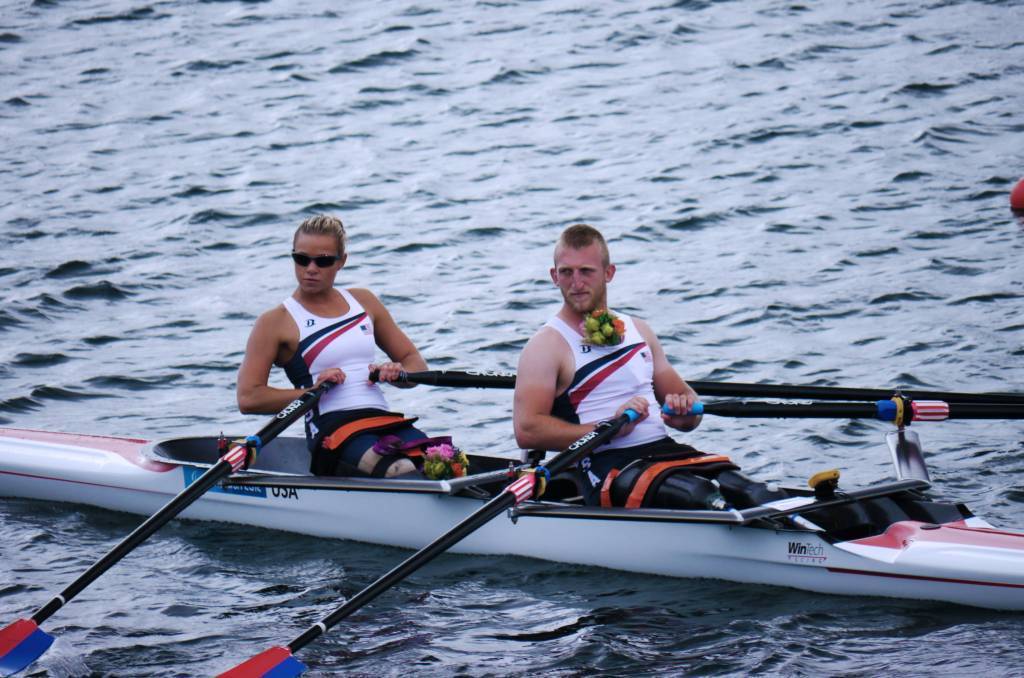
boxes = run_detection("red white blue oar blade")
[217,646,306,678]
[0,619,54,677]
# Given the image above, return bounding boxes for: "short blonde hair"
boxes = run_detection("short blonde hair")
[293,214,346,255]
[555,223,610,266]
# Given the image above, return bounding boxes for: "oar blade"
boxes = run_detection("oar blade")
[0,619,54,677]
[886,429,931,483]
[217,646,306,678]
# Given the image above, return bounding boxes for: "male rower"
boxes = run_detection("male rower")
[513,224,706,505]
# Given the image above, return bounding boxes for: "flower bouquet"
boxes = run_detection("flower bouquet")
[422,442,470,480]
[580,309,626,346]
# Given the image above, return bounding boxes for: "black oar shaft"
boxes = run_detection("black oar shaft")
[701,401,876,419]
[376,369,517,389]
[31,384,330,626]
[33,458,232,623]
[698,400,1024,420]
[945,402,1024,419]
[284,413,632,655]
[689,381,1024,404]
[389,370,1024,404]
[288,490,517,652]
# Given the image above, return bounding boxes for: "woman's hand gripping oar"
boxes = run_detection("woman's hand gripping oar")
[219,408,640,678]
[0,383,332,677]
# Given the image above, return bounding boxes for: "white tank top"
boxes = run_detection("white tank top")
[282,289,389,418]
[545,314,666,451]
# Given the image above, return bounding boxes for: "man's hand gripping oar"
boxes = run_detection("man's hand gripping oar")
[219,407,640,678]
[0,383,332,677]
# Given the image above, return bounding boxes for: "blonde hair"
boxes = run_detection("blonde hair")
[293,214,346,255]
[555,223,610,266]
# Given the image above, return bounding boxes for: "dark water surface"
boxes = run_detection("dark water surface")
[2,0,1024,675]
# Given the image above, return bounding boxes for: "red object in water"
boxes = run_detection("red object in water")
[1011,177,1024,211]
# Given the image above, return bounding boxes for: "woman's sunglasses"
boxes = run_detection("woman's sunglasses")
[291,252,342,268]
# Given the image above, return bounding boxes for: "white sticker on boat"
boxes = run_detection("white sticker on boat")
[787,540,827,563]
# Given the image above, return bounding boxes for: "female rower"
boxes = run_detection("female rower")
[237,214,437,477]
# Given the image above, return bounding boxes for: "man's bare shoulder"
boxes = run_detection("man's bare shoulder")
[518,325,571,377]
[631,316,661,343]
[522,324,567,354]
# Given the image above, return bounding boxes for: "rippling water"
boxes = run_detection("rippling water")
[2,0,1024,675]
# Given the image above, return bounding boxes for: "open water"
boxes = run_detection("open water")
[2,0,1024,675]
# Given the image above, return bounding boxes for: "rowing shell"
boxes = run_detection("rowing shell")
[1,427,1023,610]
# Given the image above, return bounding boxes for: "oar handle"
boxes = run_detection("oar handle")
[661,402,705,416]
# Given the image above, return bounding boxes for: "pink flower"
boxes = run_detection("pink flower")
[426,443,455,460]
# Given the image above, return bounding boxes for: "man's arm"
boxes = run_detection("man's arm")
[513,329,647,450]
[634,318,702,432]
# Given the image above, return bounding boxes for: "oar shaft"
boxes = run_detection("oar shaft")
[288,490,517,653]
[944,402,1024,419]
[689,381,1024,404]
[388,370,1024,404]
[33,457,232,623]
[691,400,1024,420]
[284,412,633,655]
[379,369,517,389]
[31,384,330,626]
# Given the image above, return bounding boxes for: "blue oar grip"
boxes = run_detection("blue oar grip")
[661,402,704,416]
[246,434,263,451]
[875,399,896,421]
[623,408,640,422]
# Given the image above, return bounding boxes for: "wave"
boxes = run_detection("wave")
[12,352,70,367]
[67,6,169,26]
[85,374,184,390]
[63,280,133,300]
[329,50,420,74]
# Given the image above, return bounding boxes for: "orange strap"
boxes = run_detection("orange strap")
[321,415,418,452]
[599,468,621,508]
[625,455,732,509]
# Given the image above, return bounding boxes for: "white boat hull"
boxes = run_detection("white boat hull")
[2,428,1024,611]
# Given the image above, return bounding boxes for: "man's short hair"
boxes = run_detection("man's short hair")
[294,214,346,256]
[555,223,610,266]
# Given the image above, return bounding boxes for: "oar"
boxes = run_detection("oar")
[385,370,1024,404]
[0,383,332,677]
[370,368,516,389]
[664,399,1024,421]
[220,409,639,677]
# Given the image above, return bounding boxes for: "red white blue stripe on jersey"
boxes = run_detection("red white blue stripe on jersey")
[567,342,647,409]
[299,312,367,369]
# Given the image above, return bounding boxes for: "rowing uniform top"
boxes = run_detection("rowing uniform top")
[282,289,388,441]
[546,314,666,452]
